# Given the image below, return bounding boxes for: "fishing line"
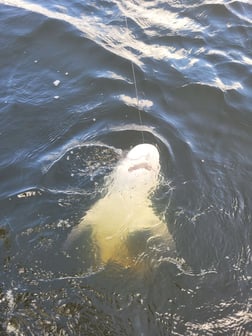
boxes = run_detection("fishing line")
[125,16,145,143]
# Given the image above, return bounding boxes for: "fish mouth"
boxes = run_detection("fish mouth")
[128,162,153,172]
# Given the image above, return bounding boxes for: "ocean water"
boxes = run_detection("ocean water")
[0,0,251,335]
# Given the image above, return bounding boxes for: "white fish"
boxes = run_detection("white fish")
[66,143,170,267]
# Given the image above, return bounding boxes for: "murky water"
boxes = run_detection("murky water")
[0,0,251,335]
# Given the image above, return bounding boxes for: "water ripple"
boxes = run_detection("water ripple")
[0,0,251,335]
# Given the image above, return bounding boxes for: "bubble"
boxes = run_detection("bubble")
[53,80,61,87]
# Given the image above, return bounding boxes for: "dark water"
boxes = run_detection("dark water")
[0,0,251,335]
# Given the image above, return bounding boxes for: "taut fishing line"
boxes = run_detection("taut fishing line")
[125,16,145,143]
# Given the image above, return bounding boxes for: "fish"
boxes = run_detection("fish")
[66,143,170,267]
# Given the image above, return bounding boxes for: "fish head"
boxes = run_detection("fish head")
[111,144,160,196]
[126,143,160,173]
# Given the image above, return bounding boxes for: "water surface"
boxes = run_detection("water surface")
[0,0,251,335]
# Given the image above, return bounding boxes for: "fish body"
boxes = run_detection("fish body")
[66,144,169,266]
